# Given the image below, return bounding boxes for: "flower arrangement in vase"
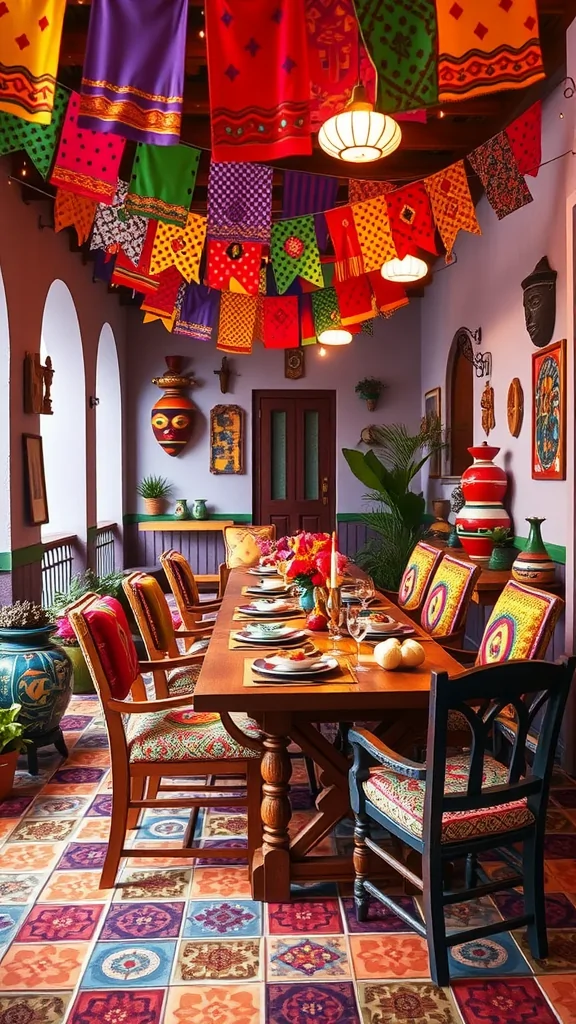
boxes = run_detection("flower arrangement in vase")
[256,531,347,618]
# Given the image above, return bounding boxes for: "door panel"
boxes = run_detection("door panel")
[254,390,336,534]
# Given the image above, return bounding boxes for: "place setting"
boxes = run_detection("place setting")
[242,578,291,597]
[229,621,310,650]
[246,563,281,577]
[233,597,304,621]
[243,646,357,687]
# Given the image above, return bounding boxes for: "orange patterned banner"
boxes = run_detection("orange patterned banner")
[424,160,481,260]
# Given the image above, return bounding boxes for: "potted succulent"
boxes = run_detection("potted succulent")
[0,704,29,799]
[487,527,517,571]
[355,377,386,412]
[137,475,172,516]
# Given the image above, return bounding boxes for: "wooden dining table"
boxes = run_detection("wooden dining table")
[193,568,462,902]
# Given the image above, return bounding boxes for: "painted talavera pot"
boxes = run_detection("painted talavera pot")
[512,517,556,584]
[0,627,72,738]
[151,356,196,458]
[455,443,511,564]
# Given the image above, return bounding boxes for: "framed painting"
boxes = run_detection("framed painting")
[210,404,245,475]
[532,338,566,480]
[424,387,442,478]
[23,433,49,525]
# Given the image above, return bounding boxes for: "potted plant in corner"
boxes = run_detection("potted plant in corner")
[487,528,517,571]
[355,377,385,412]
[0,704,29,799]
[137,475,172,516]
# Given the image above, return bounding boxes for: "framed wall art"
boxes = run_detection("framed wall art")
[210,404,245,474]
[532,338,566,480]
[23,433,49,525]
[423,387,441,478]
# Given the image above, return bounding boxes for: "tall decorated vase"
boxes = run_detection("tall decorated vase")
[455,443,511,565]
[0,627,73,742]
[512,518,556,584]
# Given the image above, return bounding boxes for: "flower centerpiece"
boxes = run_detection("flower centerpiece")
[277,532,347,612]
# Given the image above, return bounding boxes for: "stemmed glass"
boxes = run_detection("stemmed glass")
[347,605,369,668]
[326,589,344,655]
[356,577,375,611]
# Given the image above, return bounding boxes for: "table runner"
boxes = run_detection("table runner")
[354,0,438,112]
[0,0,66,123]
[0,83,67,178]
[49,92,125,204]
[424,160,481,260]
[468,133,533,221]
[126,143,201,226]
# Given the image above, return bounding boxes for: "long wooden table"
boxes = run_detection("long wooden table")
[193,569,462,901]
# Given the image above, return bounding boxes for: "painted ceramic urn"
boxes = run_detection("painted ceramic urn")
[512,517,556,584]
[151,356,196,457]
[455,443,511,564]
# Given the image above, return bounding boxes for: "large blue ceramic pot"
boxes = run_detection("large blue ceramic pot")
[0,626,73,739]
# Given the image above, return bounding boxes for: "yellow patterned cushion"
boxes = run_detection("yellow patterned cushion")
[132,576,174,652]
[162,550,200,609]
[398,542,444,612]
[166,664,201,696]
[224,526,276,569]
[421,556,480,638]
[477,581,563,666]
[128,708,261,762]
[363,753,533,842]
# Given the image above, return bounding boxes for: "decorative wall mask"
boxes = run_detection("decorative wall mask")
[507,377,524,437]
[210,405,244,475]
[151,356,196,457]
[24,352,54,415]
[285,348,305,379]
[521,256,557,348]
[480,381,495,436]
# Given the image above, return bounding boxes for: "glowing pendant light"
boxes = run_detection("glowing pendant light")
[318,84,402,164]
[318,327,353,346]
[381,254,428,283]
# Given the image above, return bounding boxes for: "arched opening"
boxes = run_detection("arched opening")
[0,266,10,553]
[95,323,122,573]
[446,335,474,477]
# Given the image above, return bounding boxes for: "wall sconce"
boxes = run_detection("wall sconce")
[455,326,492,378]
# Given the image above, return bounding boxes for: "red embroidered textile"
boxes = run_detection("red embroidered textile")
[263,296,300,348]
[112,220,159,294]
[368,271,408,314]
[141,267,183,318]
[506,101,541,178]
[386,182,438,259]
[206,240,263,295]
[334,274,375,326]
[206,0,312,162]
[348,179,394,204]
[305,0,376,129]
[49,92,125,204]
[324,206,364,280]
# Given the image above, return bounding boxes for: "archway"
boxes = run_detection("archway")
[446,330,474,477]
[0,267,9,553]
[95,323,122,573]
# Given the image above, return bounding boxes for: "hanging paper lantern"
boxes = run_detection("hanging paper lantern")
[318,85,401,164]
[381,254,428,283]
[318,328,353,346]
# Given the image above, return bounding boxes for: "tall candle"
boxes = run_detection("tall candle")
[330,531,337,589]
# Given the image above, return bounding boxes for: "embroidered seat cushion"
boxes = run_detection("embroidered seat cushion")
[477,580,563,666]
[162,550,201,608]
[84,596,140,699]
[398,542,444,612]
[128,708,261,762]
[363,753,534,842]
[166,664,201,696]
[224,526,276,569]
[421,556,480,638]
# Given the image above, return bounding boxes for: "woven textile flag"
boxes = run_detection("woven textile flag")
[174,283,220,341]
[207,162,273,244]
[54,189,97,246]
[206,0,312,162]
[149,213,207,283]
[437,0,544,102]
[368,270,409,315]
[354,0,438,112]
[93,249,116,284]
[468,133,533,221]
[126,143,201,226]
[506,101,542,177]
[305,0,376,128]
[352,197,397,274]
[206,240,263,295]
[334,274,375,325]
[386,183,438,259]
[217,292,258,354]
[325,206,364,280]
[271,216,323,294]
[111,220,159,294]
[141,267,183,318]
[282,171,339,251]
[312,287,342,336]
[0,84,67,178]
[78,0,187,145]
[49,93,125,204]
[348,179,393,204]
[300,294,317,345]
[0,0,66,123]
[90,181,147,266]
[424,161,481,260]
[263,296,300,349]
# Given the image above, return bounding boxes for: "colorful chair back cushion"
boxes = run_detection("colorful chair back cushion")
[84,596,139,700]
[421,556,481,638]
[398,541,444,611]
[162,550,199,609]
[477,580,563,666]
[131,574,174,653]
[224,525,276,569]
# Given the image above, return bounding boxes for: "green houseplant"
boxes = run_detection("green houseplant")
[343,422,448,593]
[355,377,385,412]
[0,703,29,799]
[137,474,172,516]
[51,569,128,693]
[487,527,517,571]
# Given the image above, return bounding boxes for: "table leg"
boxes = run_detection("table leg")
[253,714,293,902]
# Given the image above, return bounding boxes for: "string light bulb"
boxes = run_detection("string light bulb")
[380,254,428,283]
[318,84,401,164]
[319,346,327,357]
[318,327,353,346]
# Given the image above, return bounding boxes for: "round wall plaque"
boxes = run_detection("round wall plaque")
[507,377,524,437]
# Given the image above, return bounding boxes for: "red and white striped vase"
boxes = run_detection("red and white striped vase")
[455,443,511,564]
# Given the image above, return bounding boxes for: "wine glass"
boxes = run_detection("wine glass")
[347,605,369,667]
[356,577,375,611]
[326,589,344,655]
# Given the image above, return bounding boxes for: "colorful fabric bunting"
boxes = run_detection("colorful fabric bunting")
[424,160,481,260]
[217,292,258,354]
[348,179,393,204]
[334,274,375,325]
[468,133,533,221]
[112,220,160,294]
[0,0,66,124]
[368,270,409,315]
[325,206,364,280]
[90,181,147,267]
[386,182,438,259]
[126,143,201,226]
[49,93,125,204]
[354,0,438,112]
[78,0,187,145]
[206,0,312,162]
[352,197,397,274]
[271,216,323,294]
[263,296,300,348]
[141,266,183,318]
[174,283,220,341]
[207,162,273,244]
[206,240,263,294]
[506,101,542,177]
[305,0,376,128]
[149,213,207,283]
[92,249,116,284]
[437,0,544,102]
[311,287,342,336]
[282,171,339,251]
[54,189,97,246]
[0,84,67,178]
[300,294,317,345]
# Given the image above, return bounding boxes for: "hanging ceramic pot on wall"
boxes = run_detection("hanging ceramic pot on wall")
[455,442,511,564]
[511,518,556,584]
[151,356,196,457]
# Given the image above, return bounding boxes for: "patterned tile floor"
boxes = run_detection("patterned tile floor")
[2,697,576,1022]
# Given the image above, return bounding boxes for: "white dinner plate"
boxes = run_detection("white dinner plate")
[247,566,280,576]
[252,656,339,679]
[233,628,307,644]
[237,602,296,617]
[245,585,289,596]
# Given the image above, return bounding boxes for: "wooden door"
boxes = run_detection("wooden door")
[253,390,336,535]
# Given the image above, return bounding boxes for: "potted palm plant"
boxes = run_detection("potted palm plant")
[0,704,29,799]
[137,475,172,515]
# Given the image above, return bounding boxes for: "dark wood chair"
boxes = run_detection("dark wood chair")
[348,657,575,986]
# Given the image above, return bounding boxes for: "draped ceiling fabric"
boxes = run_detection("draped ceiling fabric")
[263,295,300,348]
[111,219,160,293]
[174,283,220,342]
[0,0,66,123]
[207,162,273,244]
[386,182,438,258]
[324,205,364,280]
[506,100,542,177]
[54,189,96,246]
[334,273,375,325]
[206,240,263,294]
[424,160,481,260]
[311,286,342,336]
[437,0,544,101]
[468,132,533,221]
[0,83,67,178]
[206,0,312,162]
[305,0,376,128]
[348,179,394,204]
[78,0,188,145]
[90,180,147,266]
[352,196,397,274]
[126,143,201,226]
[49,92,125,204]
[354,0,438,112]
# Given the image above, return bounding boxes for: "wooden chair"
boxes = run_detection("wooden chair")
[420,555,481,648]
[67,593,263,888]
[160,549,222,629]
[218,524,276,595]
[348,656,575,986]
[396,541,444,621]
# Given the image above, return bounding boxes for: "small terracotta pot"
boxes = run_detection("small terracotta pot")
[0,749,18,800]
[144,497,165,516]
[366,398,377,411]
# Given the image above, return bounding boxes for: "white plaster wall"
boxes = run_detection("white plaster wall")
[96,323,123,527]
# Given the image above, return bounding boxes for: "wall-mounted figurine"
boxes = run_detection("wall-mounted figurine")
[507,377,524,437]
[480,381,495,436]
[285,348,305,380]
[214,356,232,394]
[24,352,54,415]
[521,256,557,348]
[151,356,196,457]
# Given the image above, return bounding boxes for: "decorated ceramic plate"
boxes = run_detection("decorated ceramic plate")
[252,656,339,679]
[233,628,307,644]
[245,584,290,596]
[237,601,296,617]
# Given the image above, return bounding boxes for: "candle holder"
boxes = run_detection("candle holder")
[326,585,343,655]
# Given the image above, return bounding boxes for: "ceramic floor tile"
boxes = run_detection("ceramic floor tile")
[0,993,72,1023]
[134,815,189,843]
[267,934,351,980]
[342,896,419,934]
[538,975,576,1023]
[67,988,165,1024]
[14,903,104,942]
[266,982,361,1024]
[174,937,261,982]
[0,842,63,871]
[39,870,113,903]
[0,819,20,842]
[74,818,111,841]
[163,984,261,1024]
[448,931,531,977]
[268,899,343,935]
[0,942,89,990]
[357,981,462,1024]
[452,977,561,1024]
[0,796,34,817]
[0,903,29,946]
[494,891,576,929]
[51,767,108,786]
[27,795,91,818]
[547,810,576,833]
[202,812,248,839]
[0,873,47,904]
[183,899,261,938]
[9,818,78,843]
[55,842,108,871]
[81,939,176,988]
[115,868,192,902]
[548,862,576,892]
[189,867,252,899]
[515,930,576,973]
[349,934,430,980]
[100,901,185,940]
